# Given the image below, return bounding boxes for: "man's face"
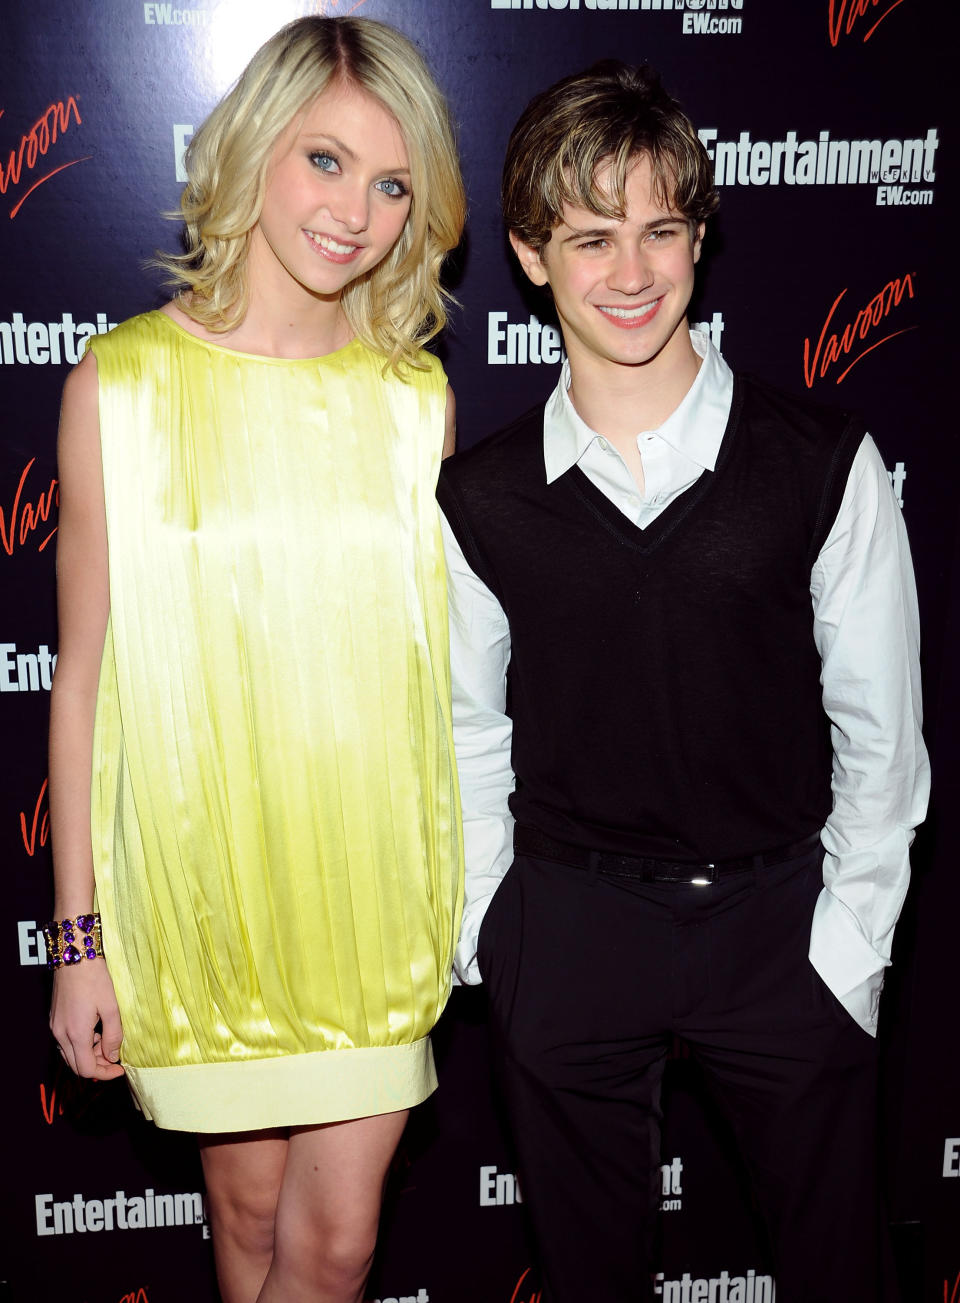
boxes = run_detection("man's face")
[511,154,702,380]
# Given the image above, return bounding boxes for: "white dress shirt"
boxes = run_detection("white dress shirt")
[442,330,929,1035]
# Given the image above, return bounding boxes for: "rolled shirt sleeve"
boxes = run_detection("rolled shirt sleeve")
[809,434,930,1035]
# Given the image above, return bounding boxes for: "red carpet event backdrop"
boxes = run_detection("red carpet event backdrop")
[2,2,956,1300]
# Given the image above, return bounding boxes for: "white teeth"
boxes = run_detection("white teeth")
[306,231,358,255]
[599,301,659,319]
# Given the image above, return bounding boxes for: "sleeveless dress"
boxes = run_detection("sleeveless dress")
[86,311,462,1132]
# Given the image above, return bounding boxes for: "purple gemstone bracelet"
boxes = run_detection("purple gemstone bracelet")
[42,913,104,969]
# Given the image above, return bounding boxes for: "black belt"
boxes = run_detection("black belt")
[513,826,822,885]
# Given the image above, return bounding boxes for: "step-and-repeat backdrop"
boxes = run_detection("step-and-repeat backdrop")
[2,2,956,1301]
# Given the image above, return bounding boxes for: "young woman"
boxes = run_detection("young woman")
[46,17,465,1303]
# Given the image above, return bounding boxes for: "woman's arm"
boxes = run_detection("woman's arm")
[47,350,124,1080]
[443,385,456,459]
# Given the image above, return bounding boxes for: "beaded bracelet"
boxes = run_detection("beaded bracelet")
[42,914,104,969]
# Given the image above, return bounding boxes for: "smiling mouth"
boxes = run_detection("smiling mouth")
[304,230,364,262]
[596,297,663,327]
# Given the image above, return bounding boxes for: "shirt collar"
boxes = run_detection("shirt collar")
[543,328,734,485]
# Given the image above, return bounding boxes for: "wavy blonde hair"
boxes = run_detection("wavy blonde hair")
[156,17,465,371]
[503,60,718,252]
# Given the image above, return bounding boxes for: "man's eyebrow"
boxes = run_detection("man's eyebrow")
[559,216,688,243]
[559,225,615,244]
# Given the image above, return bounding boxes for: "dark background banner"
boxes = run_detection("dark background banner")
[2,2,956,1300]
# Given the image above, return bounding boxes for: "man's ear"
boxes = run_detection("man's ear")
[509,231,550,287]
[692,222,705,265]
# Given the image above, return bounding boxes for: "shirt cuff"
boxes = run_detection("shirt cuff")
[453,900,485,986]
[808,886,888,1036]
[452,848,514,986]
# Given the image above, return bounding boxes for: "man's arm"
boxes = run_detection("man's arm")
[440,511,515,985]
[809,434,930,1035]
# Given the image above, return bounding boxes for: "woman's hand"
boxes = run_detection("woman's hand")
[50,960,125,1080]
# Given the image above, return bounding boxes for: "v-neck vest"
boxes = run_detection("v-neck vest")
[439,374,864,862]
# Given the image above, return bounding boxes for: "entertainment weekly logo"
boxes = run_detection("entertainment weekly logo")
[367,1291,430,1303]
[943,1138,960,1177]
[491,0,745,34]
[174,123,194,182]
[653,1268,776,1301]
[697,127,938,207]
[0,95,89,219]
[144,2,209,23]
[0,643,57,692]
[19,922,48,966]
[146,0,370,23]
[480,1158,684,1211]
[0,312,116,366]
[36,1187,206,1236]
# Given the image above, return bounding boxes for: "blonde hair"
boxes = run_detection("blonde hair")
[156,17,465,371]
[502,61,718,251]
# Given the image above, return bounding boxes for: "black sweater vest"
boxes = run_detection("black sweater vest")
[438,375,864,863]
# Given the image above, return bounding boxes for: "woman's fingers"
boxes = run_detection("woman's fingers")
[50,961,125,1080]
[99,1003,124,1067]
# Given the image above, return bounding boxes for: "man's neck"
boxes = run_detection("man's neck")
[566,325,702,440]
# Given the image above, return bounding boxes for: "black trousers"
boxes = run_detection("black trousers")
[478,843,896,1303]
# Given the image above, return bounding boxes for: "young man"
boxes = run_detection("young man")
[438,63,928,1303]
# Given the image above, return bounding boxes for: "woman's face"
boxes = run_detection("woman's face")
[250,79,413,303]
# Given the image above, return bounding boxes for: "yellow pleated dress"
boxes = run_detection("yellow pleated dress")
[86,311,462,1132]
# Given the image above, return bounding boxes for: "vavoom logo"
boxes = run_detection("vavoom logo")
[0,95,88,219]
[828,0,910,46]
[1,457,58,556]
[803,272,917,387]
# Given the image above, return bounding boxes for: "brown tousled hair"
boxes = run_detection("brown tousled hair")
[502,60,718,250]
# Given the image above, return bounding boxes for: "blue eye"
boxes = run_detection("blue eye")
[376,177,410,199]
[310,152,339,173]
